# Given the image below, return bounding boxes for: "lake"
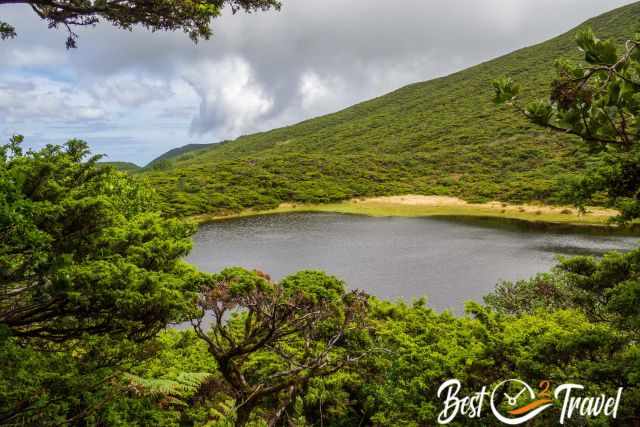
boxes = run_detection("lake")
[187,213,639,312]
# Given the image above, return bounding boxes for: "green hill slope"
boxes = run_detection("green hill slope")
[100,161,142,173]
[145,2,640,216]
[144,142,222,170]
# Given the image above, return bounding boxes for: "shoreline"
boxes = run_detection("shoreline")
[191,195,628,229]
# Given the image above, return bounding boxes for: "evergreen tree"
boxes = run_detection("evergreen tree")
[494,28,640,222]
[0,136,205,423]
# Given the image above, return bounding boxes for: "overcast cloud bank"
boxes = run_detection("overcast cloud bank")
[0,0,635,164]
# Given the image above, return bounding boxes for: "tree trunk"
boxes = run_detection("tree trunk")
[268,385,297,427]
[235,402,255,427]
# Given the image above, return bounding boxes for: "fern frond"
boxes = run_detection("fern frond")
[124,372,211,404]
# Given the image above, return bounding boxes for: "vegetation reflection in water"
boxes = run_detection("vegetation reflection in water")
[188,212,639,312]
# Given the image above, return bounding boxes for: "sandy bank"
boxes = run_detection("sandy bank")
[193,195,620,228]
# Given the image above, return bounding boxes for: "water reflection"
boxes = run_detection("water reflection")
[187,213,638,313]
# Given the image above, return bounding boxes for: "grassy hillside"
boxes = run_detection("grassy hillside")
[144,2,640,216]
[144,142,222,170]
[100,161,142,173]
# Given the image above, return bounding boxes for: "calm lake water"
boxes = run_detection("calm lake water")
[187,213,639,312]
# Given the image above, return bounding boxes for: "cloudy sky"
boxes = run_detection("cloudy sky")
[0,0,635,165]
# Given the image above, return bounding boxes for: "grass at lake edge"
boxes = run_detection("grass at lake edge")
[192,196,626,230]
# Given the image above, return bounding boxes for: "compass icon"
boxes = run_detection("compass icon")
[504,386,528,407]
[490,379,554,425]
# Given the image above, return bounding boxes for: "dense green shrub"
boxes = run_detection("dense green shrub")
[0,137,205,424]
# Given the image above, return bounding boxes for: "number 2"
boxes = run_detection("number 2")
[538,380,551,399]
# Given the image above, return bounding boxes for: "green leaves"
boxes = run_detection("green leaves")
[280,270,346,303]
[0,21,16,40]
[492,76,521,105]
[525,100,555,126]
[495,77,558,129]
[576,27,618,65]
[191,265,370,426]
[1,0,280,48]
[123,371,211,405]
[496,28,640,222]
[0,137,200,341]
[215,267,271,296]
[0,137,208,423]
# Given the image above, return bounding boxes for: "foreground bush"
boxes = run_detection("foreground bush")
[0,137,204,423]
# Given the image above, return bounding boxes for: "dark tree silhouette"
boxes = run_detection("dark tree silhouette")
[0,0,280,47]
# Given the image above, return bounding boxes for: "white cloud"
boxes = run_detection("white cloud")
[0,76,107,124]
[299,72,339,111]
[184,57,273,136]
[89,74,173,107]
[4,46,63,68]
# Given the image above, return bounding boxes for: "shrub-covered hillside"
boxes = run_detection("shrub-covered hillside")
[99,161,142,173]
[145,142,222,170]
[144,2,640,216]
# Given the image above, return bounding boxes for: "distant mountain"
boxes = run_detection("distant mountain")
[100,161,142,173]
[144,2,640,216]
[145,142,224,169]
